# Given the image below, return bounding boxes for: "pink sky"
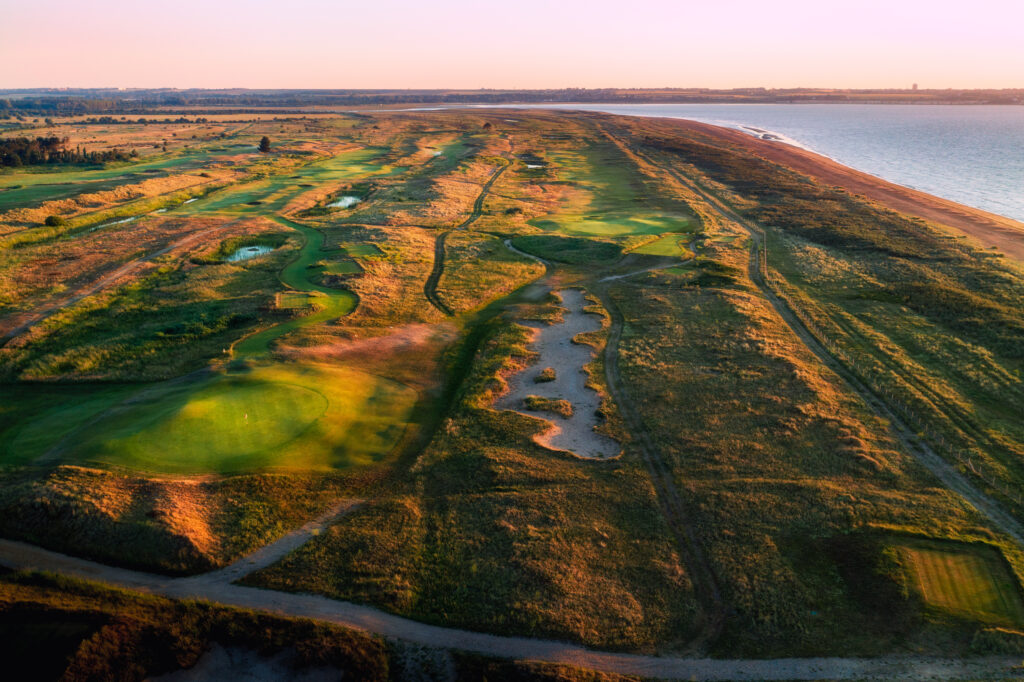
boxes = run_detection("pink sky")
[2,0,1022,89]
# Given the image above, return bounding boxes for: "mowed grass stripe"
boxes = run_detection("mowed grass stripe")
[899,542,1024,625]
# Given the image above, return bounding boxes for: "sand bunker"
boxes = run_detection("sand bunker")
[495,289,619,459]
[328,195,360,208]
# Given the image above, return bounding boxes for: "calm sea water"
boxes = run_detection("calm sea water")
[476,103,1024,223]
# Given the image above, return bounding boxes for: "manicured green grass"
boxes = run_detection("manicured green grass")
[897,540,1024,625]
[321,260,361,275]
[0,384,138,466]
[631,233,690,256]
[178,148,395,216]
[343,243,384,257]
[531,212,692,237]
[0,145,250,211]
[28,364,416,474]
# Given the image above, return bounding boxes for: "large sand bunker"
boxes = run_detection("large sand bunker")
[495,289,620,459]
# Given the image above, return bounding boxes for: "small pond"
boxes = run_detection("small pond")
[328,196,360,209]
[225,245,275,262]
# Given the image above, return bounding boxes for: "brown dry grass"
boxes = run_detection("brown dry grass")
[0,171,232,233]
[0,215,273,325]
[319,223,445,333]
[0,464,363,574]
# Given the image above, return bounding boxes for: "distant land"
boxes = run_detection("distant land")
[1,87,1023,115]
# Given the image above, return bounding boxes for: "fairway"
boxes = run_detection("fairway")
[232,216,358,357]
[897,540,1024,625]
[177,147,395,216]
[39,364,416,474]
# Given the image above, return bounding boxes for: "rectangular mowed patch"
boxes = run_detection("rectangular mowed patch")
[632,234,688,257]
[343,243,383,257]
[278,292,315,309]
[897,539,1024,625]
[322,260,361,275]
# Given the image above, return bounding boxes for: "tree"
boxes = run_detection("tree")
[44,215,65,227]
[258,136,271,153]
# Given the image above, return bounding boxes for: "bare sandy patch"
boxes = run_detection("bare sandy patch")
[495,289,620,459]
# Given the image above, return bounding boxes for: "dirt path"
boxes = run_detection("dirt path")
[494,288,620,459]
[594,282,728,654]
[0,537,1018,680]
[612,133,1024,546]
[0,220,240,346]
[185,499,362,587]
[423,150,513,316]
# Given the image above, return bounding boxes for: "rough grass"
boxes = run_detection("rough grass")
[245,316,699,652]
[631,115,1024,525]
[437,232,544,313]
[0,571,390,679]
[1,242,288,380]
[0,466,368,573]
[523,394,574,418]
[609,262,1018,656]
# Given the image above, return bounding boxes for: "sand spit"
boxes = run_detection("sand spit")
[495,289,619,459]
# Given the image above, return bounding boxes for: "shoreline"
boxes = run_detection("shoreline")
[658,116,1024,262]
[394,104,1024,251]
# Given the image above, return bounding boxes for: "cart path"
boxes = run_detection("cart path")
[0,537,1018,680]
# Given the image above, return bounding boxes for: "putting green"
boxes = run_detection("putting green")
[31,364,416,474]
[342,243,383,257]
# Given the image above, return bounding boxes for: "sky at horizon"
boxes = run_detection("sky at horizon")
[2,0,1022,90]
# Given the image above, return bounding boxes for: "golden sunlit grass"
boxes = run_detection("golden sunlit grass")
[437,232,544,313]
[1,108,1023,662]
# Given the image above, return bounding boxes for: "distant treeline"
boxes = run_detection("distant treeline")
[0,136,135,167]
[79,116,211,124]
[0,87,1022,115]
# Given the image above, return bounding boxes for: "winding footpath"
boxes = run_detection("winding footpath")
[423,150,513,316]
[1,536,1019,680]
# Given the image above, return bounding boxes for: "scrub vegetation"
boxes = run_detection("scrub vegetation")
[2,107,1023,668]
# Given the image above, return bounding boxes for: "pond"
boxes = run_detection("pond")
[328,195,360,208]
[225,245,275,262]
